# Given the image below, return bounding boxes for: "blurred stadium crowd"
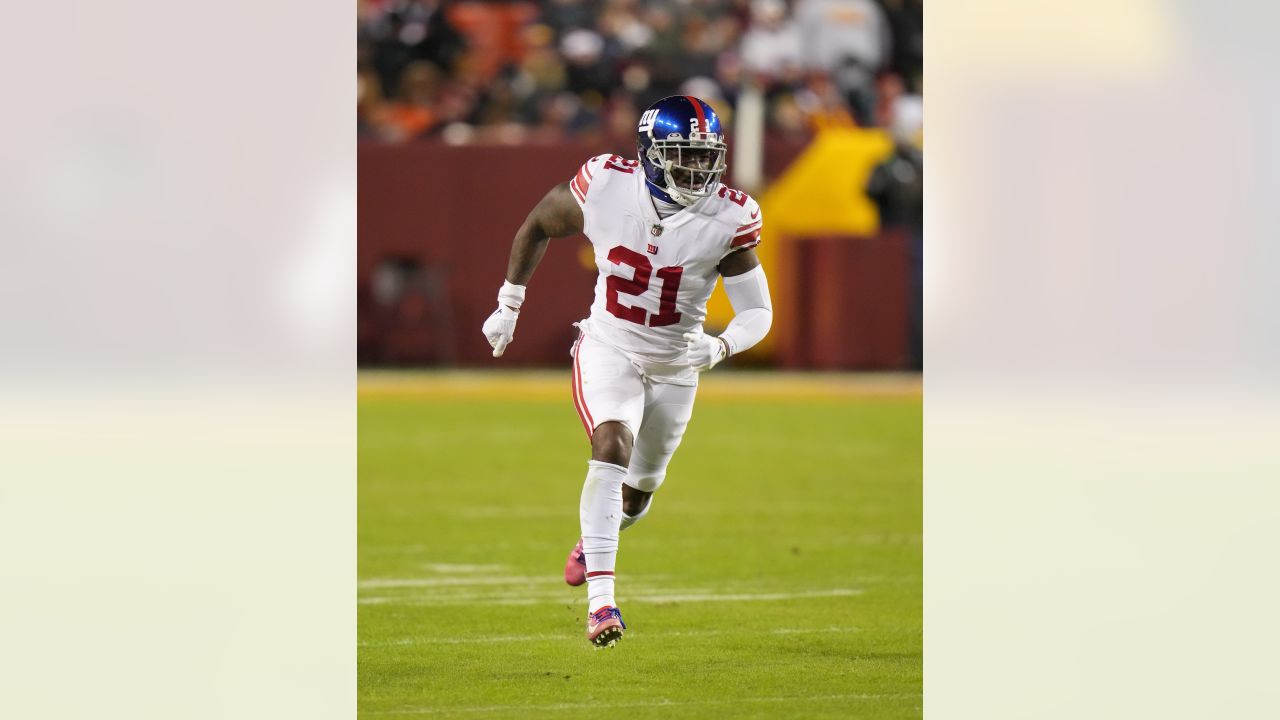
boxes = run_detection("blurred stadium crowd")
[358,0,922,145]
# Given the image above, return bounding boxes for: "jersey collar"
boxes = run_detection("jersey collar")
[636,173,704,231]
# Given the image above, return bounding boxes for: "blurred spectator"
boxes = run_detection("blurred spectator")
[363,0,468,95]
[470,70,532,132]
[560,27,614,97]
[879,0,922,93]
[527,91,594,143]
[739,0,803,89]
[541,0,597,37]
[866,94,922,227]
[599,0,655,54]
[358,71,388,139]
[794,0,892,126]
[794,73,857,131]
[767,93,811,142]
[866,91,923,368]
[515,26,569,96]
[604,89,641,140]
[874,71,905,128]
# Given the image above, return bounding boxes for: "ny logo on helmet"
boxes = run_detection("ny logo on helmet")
[638,109,660,133]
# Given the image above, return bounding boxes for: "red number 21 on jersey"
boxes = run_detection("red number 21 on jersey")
[605,246,683,327]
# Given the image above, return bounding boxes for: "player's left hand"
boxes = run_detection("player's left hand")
[684,331,729,371]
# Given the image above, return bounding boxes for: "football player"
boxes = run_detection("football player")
[482,96,773,648]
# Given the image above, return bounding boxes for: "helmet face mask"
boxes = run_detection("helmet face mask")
[636,96,727,206]
[647,141,726,204]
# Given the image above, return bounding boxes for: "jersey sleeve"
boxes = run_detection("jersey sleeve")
[568,155,609,208]
[727,196,763,254]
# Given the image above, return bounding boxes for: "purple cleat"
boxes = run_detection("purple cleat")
[564,537,586,586]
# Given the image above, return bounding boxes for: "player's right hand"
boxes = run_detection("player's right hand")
[482,280,527,358]
[482,305,519,357]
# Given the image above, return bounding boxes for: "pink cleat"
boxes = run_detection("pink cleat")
[586,606,626,648]
[564,538,586,586]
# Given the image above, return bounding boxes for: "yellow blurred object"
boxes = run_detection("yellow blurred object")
[577,241,596,271]
[706,126,894,358]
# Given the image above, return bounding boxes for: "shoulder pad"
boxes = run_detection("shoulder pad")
[716,185,763,250]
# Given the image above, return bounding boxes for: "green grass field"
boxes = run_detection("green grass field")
[359,371,921,719]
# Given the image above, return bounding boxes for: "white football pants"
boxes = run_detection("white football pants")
[570,331,697,492]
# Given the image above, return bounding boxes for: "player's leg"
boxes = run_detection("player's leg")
[568,333,642,646]
[580,424,632,613]
[621,379,698,531]
[619,483,653,531]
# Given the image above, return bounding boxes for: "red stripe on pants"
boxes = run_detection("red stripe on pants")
[571,334,594,439]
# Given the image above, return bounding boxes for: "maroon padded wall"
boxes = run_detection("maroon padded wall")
[774,231,910,370]
[357,140,910,369]
[359,142,600,366]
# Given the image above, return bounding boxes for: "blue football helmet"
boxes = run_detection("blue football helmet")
[636,95,727,206]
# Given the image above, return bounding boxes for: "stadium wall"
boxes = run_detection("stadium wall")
[358,140,909,369]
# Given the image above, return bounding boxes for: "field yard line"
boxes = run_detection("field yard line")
[420,563,508,573]
[359,576,559,589]
[360,625,862,647]
[629,588,862,603]
[358,588,863,606]
[769,625,862,635]
[358,591,703,605]
[358,578,682,595]
[450,507,569,518]
[362,692,921,716]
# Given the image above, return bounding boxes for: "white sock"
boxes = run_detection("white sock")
[580,460,625,613]
[619,492,653,532]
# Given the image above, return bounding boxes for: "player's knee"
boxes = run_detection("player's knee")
[626,472,665,494]
[591,422,633,466]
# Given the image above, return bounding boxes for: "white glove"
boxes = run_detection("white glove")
[482,306,519,357]
[482,281,526,357]
[684,331,729,371]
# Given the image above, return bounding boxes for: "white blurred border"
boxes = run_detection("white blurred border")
[928,1,1280,717]
[0,2,354,717]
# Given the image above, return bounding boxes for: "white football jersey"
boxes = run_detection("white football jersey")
[568,153,762,377]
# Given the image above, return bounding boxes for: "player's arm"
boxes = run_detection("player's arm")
[504,182,584,286]
[717,248,773,355]
[482,183,584,357]
[686,248,774,370]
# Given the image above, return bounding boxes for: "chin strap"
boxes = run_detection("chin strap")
[645,178,685,207]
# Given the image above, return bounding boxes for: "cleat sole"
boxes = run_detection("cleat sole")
[591,627,624,648]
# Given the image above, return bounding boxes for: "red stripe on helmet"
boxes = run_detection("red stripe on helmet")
[685,95,707,133]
